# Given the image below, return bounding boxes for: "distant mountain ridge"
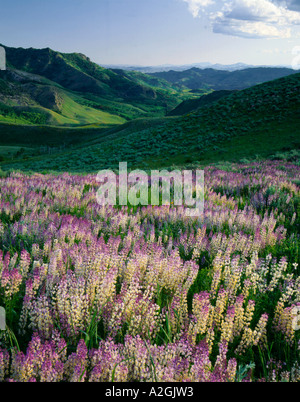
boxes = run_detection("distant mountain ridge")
[101,62,254,73]
[101,62,296,73]
[149,66,298,91]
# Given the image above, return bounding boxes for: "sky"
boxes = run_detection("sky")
[1,0,300,67]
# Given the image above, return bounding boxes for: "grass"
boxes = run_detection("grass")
[0,86,127,127]
[49,92,127,126]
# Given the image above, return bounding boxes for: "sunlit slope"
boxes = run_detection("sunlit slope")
[0,70,126,126]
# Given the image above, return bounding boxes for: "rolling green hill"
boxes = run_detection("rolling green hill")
[150,67,298,91]
[0,69,127,126]
[0,45,193,126]
[3,45,158,99]
[1,71,299,172]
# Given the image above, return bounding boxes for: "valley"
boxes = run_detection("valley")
[0,47,298,173]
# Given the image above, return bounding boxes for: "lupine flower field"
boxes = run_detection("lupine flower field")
[0,160,299,382]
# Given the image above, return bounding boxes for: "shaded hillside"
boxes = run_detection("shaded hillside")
[168,90,237,116]
[151,67,297,91]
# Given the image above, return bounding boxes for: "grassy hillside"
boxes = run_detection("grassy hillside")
[0,45,194,126]
[168,90,237,116]
[151,67,298,91]
[1,72,299,172]
[0,71,127,126]
[3,45,150,98]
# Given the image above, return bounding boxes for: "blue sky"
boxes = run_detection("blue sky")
[1,0,300,66]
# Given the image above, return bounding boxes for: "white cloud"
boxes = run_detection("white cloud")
[213,18,291,38]
[183,0,215,18]
[182,0,300,38]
